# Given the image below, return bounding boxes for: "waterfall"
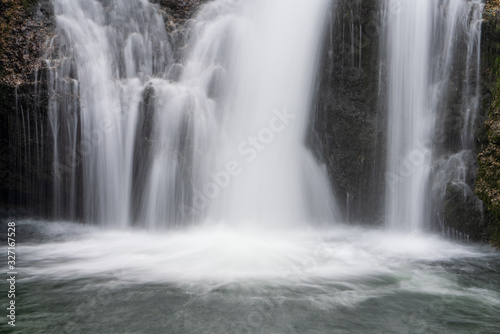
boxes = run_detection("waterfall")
[47,0,172,226]
[46,0,339,228]
[381,0,484,231]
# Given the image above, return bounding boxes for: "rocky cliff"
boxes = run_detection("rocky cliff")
[0,0,53,217]
[312,0,384,224]
[475,0,500,247]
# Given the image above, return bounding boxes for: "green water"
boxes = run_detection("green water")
[2,221,499,333]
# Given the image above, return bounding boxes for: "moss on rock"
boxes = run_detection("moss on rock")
[0,0,52,86]
[475,0,500,247]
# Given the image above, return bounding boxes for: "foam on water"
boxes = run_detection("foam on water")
[17,221,492,286]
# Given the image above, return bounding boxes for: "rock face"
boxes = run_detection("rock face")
[0,0,53,217]
[475,1,500,247]
[150,0,207,25]
[0,0,52,86]
[311,0,385,223]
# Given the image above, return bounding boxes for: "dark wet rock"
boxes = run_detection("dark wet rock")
[474,0,500,247]
[311,0,384,223]
[0,0,53,86]
[150,0,209,30]
[443,181,485,241]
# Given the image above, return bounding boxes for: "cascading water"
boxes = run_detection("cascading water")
[381,0,483,231]
[47,0,338,228]
[48,0,172,226]
[202,0,339,226]
[9,2,500,332]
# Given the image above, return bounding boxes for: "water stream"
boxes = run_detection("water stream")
[382,0,484,231]
[47,0,338,228]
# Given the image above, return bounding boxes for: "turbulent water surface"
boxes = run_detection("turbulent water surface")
[2,221,498,333]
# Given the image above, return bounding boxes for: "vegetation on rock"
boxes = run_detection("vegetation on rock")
[475,0,500,247]
[0,0,51,86]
